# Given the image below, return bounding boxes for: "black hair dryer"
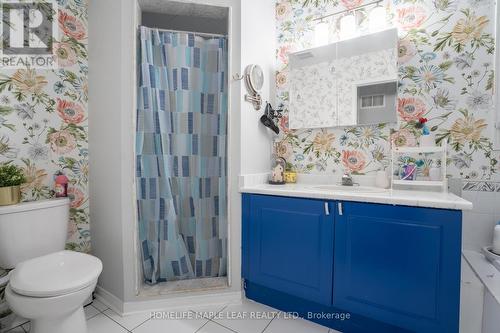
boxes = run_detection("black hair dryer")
[260,102,283,135]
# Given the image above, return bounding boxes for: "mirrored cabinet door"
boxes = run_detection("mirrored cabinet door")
[289,42,338,129]
[288,28,398,129]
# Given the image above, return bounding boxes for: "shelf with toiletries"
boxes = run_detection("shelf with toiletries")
[392,180,444,186]
[390,138,448,192]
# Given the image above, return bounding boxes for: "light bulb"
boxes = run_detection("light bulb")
[314,21,329,47]
[339,14,356,40]
[369,5,386,32]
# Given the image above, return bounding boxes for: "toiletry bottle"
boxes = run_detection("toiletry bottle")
[375,170,390,189]
[429,167,441,181]
[54,172,69,198]
[493,222,500,255]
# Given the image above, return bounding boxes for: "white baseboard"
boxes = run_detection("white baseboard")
[95,285,125,314]
[95,285,242,316]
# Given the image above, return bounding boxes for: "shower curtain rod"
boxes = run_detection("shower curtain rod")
[142,26,227,38]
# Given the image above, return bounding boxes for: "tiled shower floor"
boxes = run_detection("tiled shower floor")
[140,277,229,297]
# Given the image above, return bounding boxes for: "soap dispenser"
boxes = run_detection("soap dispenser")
[493,221,500,255]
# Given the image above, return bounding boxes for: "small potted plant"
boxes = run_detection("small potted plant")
[0,163,25,206]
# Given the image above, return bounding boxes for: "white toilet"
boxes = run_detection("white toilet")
[0,198,102,333]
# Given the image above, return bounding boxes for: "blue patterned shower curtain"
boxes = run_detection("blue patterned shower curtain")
[136,26,228,284]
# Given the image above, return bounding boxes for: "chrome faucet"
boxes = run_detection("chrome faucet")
[341,172,354,186]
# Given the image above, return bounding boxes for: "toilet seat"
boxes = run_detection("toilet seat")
[9,250,102,298]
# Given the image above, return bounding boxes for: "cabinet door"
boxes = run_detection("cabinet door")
[242,194,334,306]
[333,201,461,333]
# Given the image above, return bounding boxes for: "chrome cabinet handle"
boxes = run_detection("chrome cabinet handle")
[324,202,330,216]
[338,202,343,216]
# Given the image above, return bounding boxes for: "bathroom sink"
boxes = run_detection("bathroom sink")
[311,185,387,193]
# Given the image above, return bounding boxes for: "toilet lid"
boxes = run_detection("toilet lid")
[9,251,102,297]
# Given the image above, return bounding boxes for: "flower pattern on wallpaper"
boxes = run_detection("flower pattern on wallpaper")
[0,0,89,253]
[275,0,498,180]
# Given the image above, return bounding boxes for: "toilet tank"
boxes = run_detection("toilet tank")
[0,198,70,269]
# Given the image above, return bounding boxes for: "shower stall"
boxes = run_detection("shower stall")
[135,2,230,294]
[89,0,275,313]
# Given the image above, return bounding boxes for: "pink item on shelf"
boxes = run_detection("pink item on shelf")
[55,174,69,198]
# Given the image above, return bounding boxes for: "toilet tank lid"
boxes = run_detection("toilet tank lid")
[0,198,70,215]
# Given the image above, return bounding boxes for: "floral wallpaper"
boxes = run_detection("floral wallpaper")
[275,0,498,182]
[0,0,89,253]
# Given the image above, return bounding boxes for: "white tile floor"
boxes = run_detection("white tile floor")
[3,298,341,333]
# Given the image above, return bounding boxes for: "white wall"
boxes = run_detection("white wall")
[90,0,276,309]
[89,0,140,303]
[89,0,141,304]
[88,0,129,301]
[240,0,276,175]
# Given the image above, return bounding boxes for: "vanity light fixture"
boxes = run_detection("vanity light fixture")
[313,0,387,41]
[368,3,387,32]
[339,13,356,39]
[314,19,330,47]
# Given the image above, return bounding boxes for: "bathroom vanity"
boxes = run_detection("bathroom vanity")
[241,182,472,333]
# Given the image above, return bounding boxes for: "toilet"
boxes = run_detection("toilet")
[0,198,102,333]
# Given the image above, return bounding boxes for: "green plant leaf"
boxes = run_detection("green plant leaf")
[0,106,13,115]
[0,163,26,187]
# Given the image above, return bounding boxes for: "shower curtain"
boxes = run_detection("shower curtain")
[136,26,228,284]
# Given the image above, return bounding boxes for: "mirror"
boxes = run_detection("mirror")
[243,64,264,110]
[288,28,398,129]
[245,64,264,93]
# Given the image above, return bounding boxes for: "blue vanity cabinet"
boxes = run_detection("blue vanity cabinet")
[242,194,462,333]
[242,194,334,306]
[333,201,462,333]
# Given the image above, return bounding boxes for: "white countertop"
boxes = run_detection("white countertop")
[239,174,472,211]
